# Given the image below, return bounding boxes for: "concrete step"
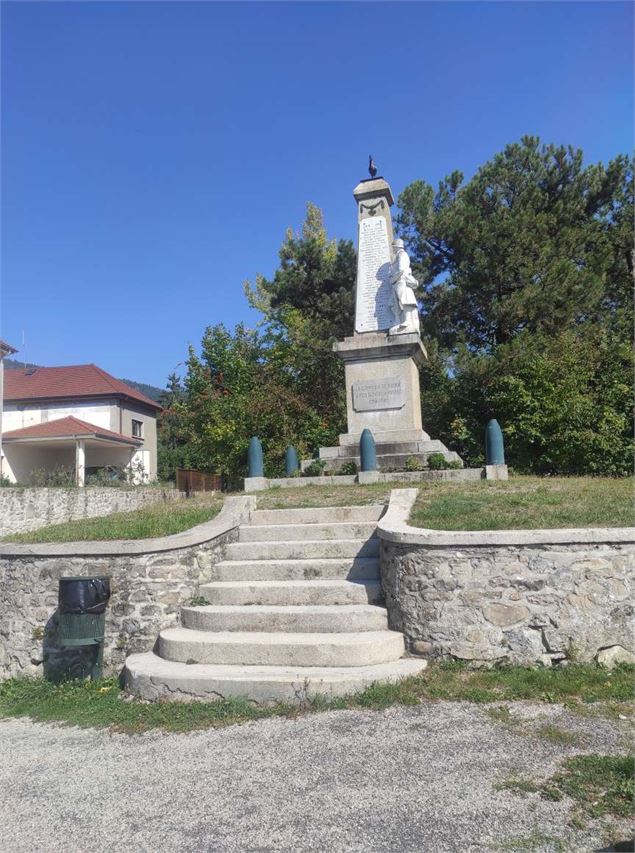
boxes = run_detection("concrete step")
[318,451,462,474]
[376,451,461,467]
[181,604,388,633]
[339,428,430,446]
[213,557,380,582]
[124,652,428,703]
[198,579,382,606]
[238,521,378,543]
[225,538,380,561]
[321,440,449,460]
[158,627,405,667]
[250,506,384,526]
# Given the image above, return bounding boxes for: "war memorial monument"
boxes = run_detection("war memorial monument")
[243,163,508,489]
[313,165,462,474]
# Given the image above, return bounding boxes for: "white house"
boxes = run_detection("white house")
[1,363,162,486]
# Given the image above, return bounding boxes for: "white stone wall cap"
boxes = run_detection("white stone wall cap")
[377,488,635,547]
[0,495,256,557]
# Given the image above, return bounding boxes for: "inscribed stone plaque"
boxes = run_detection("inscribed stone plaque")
[354,216,394,333]
[352,378,405,412]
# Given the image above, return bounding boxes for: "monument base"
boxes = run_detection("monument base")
[303,331,463,474]
[333,332,427,440]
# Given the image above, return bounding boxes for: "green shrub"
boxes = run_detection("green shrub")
[338,460,358,476]
[28,466,76,487]
[85,466,129,487]
[302,459,327,477]
[403,456,422,472]
[427,453,447,470]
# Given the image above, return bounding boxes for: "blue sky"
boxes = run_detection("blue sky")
[1,1,632,387]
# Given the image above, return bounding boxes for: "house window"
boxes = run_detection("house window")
[132,419,143,438]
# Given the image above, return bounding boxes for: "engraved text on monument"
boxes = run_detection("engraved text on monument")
[352,377,405,412]
[354,216,394,333]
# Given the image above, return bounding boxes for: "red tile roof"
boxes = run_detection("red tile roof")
[2,416,143,445]
[3,364,162,410]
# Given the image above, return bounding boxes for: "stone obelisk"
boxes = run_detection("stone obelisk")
[332,171,429,446]
[305,163,462,473]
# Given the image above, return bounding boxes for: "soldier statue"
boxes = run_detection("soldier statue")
[388,238,420,336]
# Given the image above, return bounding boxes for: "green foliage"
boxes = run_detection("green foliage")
[499,755,634,822]
[158,139,632,477]
[397,137,633,349]
[426,453,447,470]
[174,323,337,488]
[409,477,634,530]
[397,138,633,474]
[84,465,133,487]
[549,755,634,820]
[302,459,327,477]
[433,327,633,473]
[1,663,631,734]
[28,465,76,487]
[337,460,358,476]
[166,205,355,487]
[157,372,192,481]
[2,495,222,543]
[404,456,423,472]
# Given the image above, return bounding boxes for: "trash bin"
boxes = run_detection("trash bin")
[58,576,111,679]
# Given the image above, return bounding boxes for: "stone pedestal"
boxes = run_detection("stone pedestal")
[333,332,429,445]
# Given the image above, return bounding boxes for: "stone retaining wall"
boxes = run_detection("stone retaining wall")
[0,496,254,680]
[378,489,635,666]
[0,486,183,538]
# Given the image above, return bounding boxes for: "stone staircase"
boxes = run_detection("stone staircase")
[312,434,462,473]
[124,503,426,703]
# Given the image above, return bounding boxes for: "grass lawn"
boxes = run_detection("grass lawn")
[2,494,224,543]
[1,662,632,735]
[254,481,397,509]
[497,755,635,822]
[254,476,633,529]
[409,476,634,530]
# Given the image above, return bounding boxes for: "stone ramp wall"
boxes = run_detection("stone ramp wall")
[378,489,635,666]
[0,486,182,538]
[0,496,253,680]
[380,540,634,665]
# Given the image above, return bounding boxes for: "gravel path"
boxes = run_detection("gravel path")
[0,701,631,853]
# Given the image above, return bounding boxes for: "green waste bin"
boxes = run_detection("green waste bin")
[58,576,111,680]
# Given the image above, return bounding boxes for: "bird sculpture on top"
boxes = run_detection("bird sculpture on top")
[368,155,377,178]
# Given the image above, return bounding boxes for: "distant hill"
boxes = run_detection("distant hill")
[4,358,165,404]
[118,378,164,403]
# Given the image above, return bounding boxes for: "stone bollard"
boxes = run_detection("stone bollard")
[284,446,299,477]
[247,436,264,478]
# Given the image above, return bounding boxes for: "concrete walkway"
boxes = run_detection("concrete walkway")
[0,700,631,853]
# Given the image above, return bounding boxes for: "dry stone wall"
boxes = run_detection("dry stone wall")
[0,486,182,537]
[381,540,634,665]
[0,497,252,680]
[378,489,635,666]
